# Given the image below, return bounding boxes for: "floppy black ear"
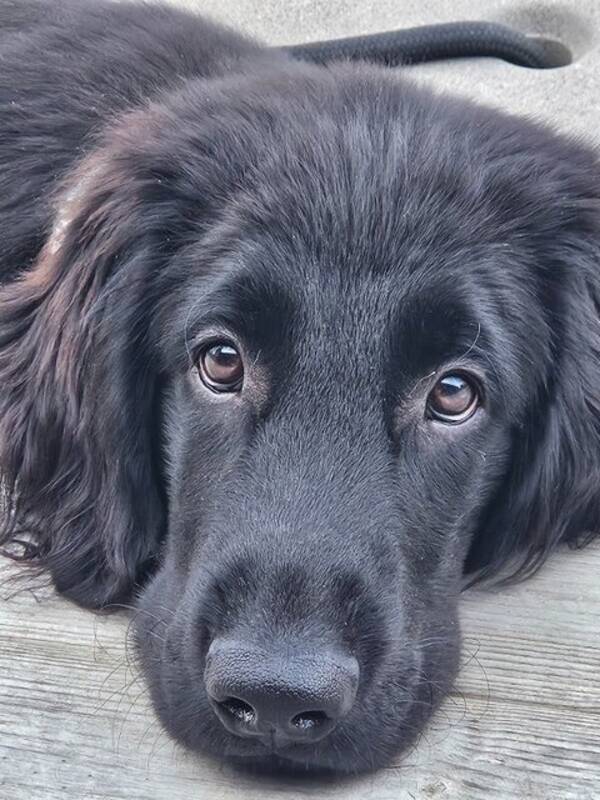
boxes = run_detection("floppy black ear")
[0,149,168,608]
[467,204,600,581]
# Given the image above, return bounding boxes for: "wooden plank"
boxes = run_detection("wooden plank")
[1,544,599,799]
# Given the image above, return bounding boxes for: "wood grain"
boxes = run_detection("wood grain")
[1,544,599,800]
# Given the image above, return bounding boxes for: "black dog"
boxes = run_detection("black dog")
[1,0,599,775]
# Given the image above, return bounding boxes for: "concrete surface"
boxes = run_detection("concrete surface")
[178,0,600,139]
[2,1,600,798]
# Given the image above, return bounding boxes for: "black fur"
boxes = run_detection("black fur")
[1,0,599,775]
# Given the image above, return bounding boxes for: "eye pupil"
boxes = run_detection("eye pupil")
[428,373,479,423]
[198,342,244,392]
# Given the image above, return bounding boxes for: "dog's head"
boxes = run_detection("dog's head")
[2,64,600,772]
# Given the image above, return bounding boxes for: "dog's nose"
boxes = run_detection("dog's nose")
[204,639,359,744]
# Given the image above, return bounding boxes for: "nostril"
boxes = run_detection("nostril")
[218,696,256,725]
[291,710,330,731]
[205,639,359,743]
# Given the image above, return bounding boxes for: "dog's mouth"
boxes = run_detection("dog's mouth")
[222,736,340,774]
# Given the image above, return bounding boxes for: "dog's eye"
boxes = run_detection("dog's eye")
[427,373,480,424]
[198,342,244,393]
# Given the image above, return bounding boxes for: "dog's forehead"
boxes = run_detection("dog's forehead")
[164,76,573,384]
[202,226,481,378]
[178,149,506,377]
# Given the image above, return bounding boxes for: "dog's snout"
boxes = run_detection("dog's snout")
[204,639,359,744]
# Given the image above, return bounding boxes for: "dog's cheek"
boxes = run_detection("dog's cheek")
[134,564,186,711]
[135,560,228,750]
[165,399,253,563]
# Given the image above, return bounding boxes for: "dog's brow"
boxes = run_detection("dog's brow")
[392,293,485,370]
[181,268,294,352]
[184,285,244,341]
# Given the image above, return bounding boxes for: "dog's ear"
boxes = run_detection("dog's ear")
[0,147,169,608]
[467,197,600,582]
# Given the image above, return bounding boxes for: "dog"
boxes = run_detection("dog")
[1,0,599,775]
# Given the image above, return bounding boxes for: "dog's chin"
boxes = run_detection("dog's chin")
[219,737,340,774]
[226,750,342,778]
[194,723,398,775]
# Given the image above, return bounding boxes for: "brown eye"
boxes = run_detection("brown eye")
[427,373,480,424]
[198,342,244,393]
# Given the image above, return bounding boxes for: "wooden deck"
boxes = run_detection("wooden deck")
[1,544,598,800]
